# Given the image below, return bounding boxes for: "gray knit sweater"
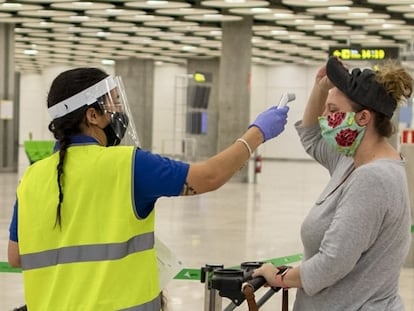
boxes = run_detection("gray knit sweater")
[294,121,411,311]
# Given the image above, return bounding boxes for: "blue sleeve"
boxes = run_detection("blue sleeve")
[9,200,18,242]
[133,149,190,218]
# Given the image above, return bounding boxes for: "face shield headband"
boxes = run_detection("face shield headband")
[48,76,141,147]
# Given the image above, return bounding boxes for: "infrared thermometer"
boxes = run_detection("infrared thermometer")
[278,93,296,108]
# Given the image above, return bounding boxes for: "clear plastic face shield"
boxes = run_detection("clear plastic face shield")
[48,76,141,147]
[98,77,141,147]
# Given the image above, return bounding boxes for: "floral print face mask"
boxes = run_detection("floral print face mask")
[318,111,366,157]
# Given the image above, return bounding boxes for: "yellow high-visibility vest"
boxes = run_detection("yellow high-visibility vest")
[18,144,161,311]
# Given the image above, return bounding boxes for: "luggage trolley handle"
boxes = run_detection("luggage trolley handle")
[202,262,289,310]
[205,262,269,308]
[243,265,291,311]
[244,275,267,291]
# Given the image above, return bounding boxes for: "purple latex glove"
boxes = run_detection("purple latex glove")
[249,106,289,142]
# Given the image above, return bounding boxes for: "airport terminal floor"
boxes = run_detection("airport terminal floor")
[1,159,413,311]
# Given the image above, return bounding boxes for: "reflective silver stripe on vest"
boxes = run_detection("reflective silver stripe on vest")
[21,232,154,270]
[119,295,161,311]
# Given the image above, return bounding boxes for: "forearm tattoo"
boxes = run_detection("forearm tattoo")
[181,182,197,195]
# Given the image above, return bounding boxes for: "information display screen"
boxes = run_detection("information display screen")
[328,46,399,60]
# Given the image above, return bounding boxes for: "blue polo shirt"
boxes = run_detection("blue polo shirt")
[9,135,189,242]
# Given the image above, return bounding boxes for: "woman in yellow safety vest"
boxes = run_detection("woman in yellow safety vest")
[8,67,289,311]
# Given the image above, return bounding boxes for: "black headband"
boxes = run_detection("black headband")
[326,57,396,118]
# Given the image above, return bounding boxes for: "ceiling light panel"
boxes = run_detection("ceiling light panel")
[156,8,219,16]
[193,30,222,38]
[329,12,389,21]
[23,33,73,41]
[144,20,200,28]
[363,22,409,32]
[51,15,105,23]
[230,7,292,15]
[201,0,269,8]
[108,26,162,34]
[277,19,333,27]
[81,21,136,29]
[347,18,405,26]
[254,13,312,22]
[0,3,41,11]
[85,8,145,17]
[387,5,414,13]
[21,21,74,29]
[80,32,130,40]
[119,36,153,44]
[405,12,414,19]
[15,27,46,34]
[52,26,102,34]
[367,0,412,3]
[184,14,243,22]
[171,25,221,33]
[295,24,337,32]
[0,16,41,23]
[51,2,114,11]
[257,30,306,40]
[116,14,173,23]
[307,6,372,16]
[176,36,207,44]
[142,41,174,48]
[125,1,190,9]
[282,0,352,7]
[380,28,414,37]
[199,40,221,48]
[18,9,75,17]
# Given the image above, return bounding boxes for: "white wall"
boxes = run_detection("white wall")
[152,64,187,155]
[250,63,322,160]
[18,67,71,173]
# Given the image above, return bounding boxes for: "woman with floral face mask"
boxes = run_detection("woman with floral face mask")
[253,57,413,310]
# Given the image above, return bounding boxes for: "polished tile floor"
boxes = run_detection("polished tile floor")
[1,158,413,311]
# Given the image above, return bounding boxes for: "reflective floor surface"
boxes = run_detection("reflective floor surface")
[1,159,413,310]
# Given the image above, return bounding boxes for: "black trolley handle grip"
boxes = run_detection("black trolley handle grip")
[243,276,266,292]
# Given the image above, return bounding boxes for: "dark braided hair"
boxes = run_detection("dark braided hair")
[47,68,108,228]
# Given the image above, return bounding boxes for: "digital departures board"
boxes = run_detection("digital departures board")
[328,46,399,61]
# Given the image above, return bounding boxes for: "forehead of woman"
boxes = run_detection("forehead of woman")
[326,87,356,111]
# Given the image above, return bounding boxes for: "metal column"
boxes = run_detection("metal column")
[0,23,18,172]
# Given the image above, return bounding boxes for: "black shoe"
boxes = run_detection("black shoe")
[13,305,27,311]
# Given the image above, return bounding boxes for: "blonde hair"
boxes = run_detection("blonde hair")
[375,60,413,105]
[370,60,414,137]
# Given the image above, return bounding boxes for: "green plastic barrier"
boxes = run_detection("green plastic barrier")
[23,140,55,164]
